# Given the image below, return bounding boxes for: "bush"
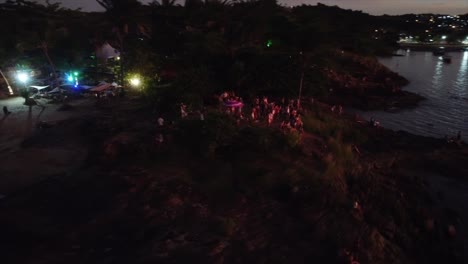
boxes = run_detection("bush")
[328,136,356,171]
[285,129,302,149]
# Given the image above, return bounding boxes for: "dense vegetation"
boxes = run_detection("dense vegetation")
[0,0,402,104]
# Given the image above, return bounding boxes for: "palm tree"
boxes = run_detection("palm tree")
[96,0,145,85]
[149,0,179,7]
[96,0,141,13]
[204,0,232,6]
[184,0,203,9]
[5,1,69,81]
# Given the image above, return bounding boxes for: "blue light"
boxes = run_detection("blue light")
[67,76,74,82]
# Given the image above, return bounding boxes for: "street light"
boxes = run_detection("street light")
[16,72,31,102]
[130,77,141,87]
[17,72,29,84]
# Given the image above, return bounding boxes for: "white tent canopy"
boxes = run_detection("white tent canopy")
[90,83,112,92]
[47,87,61,94]
[96,42,120,60]
[80,85,94,90]
[30,85,49,90]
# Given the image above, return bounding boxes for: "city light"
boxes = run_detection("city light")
[462,36,468,44]
[442,35,447,40]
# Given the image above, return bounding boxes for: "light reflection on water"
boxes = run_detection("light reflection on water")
[455,51,468,96]
[355,50,468,140]
[433,60,443,88]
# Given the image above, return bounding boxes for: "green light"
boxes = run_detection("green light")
[266,40,273,48]
[74,72,78,76]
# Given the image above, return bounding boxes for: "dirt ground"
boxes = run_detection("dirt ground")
[0,97,96,197]
[0,95,466,263]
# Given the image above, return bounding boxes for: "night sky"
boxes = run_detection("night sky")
[3,0,468,15]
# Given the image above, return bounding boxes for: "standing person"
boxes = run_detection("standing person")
[157,117,164,127]
[3,106,10,116]
[253,109,257,121]
[295,115,304,133]
[370,117,375,127]
[268,112,274,126]
[155,133,164,147]
[180,104,188,118]
[200,109,205,121]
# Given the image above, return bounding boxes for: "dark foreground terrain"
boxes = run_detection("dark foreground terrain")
[0,96,466,264]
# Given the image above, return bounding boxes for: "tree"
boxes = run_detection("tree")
[184,0,203,9]
[96,0,141,14]
[1,0,84,80]
[95,0,146,85]
[150,0,179,7]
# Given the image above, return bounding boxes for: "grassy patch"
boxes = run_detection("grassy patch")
[303,111,368,144]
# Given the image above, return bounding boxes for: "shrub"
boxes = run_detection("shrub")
[328,136,356,170]
[285,129,302,149]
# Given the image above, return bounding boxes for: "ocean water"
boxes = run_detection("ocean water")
[355,50,468,140]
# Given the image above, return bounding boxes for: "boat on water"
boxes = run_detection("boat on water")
[443,55,452,63]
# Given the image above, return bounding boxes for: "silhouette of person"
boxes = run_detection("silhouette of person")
[3,106,11,116]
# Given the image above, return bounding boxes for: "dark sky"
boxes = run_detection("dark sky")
[4,0,468,15]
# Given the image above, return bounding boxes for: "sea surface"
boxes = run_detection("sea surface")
[356,50,468,140]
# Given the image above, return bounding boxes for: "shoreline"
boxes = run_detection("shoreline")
[322,51,425,112]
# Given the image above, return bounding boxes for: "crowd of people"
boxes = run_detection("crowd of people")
[154,91,467,149]
[216,92,305,133]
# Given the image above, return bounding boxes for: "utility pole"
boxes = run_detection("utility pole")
[118,27,125,87]
[298,68,304,105]
[298,51,305,107]
[120,48,124,87]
